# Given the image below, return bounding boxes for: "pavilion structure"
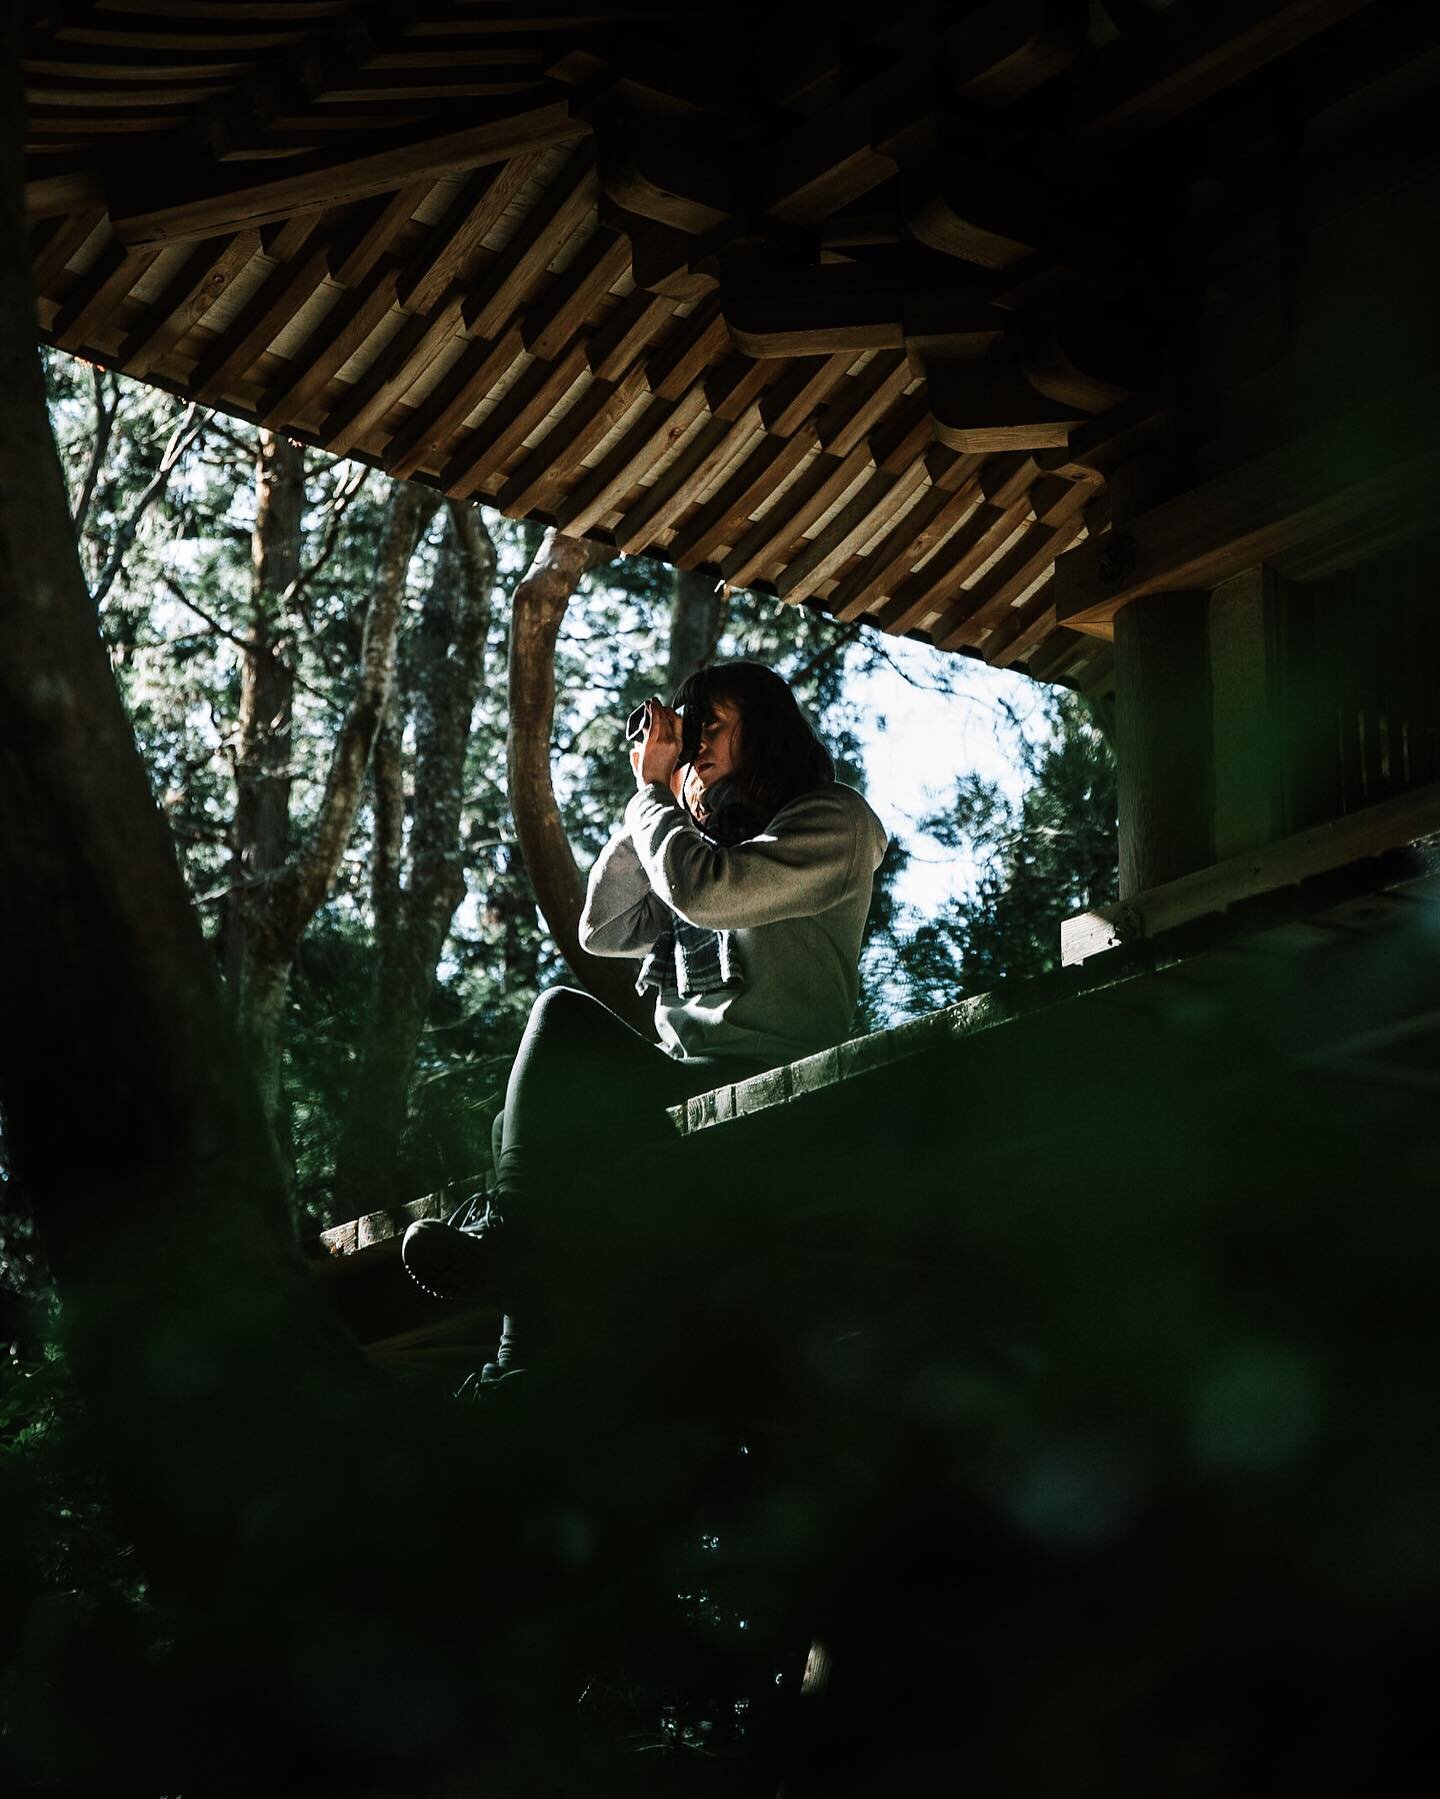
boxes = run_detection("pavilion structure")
[18,22,1440,1789]
[23,1,1440,1151]
[25,1,1440,907]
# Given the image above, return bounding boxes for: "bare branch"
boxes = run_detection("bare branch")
[791,617,865,689]
[159,573,250,654]
[160,573,330,702]
[280,461,372,625]
[90,403,210,608]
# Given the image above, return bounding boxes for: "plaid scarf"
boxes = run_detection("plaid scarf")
[636,780,765,1005]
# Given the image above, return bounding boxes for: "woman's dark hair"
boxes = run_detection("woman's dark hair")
[670,660,834,826]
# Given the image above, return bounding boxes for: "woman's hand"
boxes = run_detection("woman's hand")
[681,764,708,815]
[630,697,684,791]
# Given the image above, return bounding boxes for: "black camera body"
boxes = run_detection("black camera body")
[625,700,701,767]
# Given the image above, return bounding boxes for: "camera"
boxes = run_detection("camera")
[625,699,701,766]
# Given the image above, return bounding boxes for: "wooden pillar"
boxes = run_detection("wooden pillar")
[1208,564,1283,859]
[1113,591,1214,898]
[1113,566,1290,898]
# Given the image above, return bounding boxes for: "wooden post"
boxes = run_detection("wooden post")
[1208,564,1284,859]
[1113,591,1213,898]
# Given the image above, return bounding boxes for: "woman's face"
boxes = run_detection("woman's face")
[691,696,742,786]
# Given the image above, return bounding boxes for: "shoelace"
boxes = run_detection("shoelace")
[446,1191,504,1235]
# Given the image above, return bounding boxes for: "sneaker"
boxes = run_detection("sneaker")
[401,1202,509,1303]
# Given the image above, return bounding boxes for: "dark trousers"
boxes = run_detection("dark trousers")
[491,985,763,1247]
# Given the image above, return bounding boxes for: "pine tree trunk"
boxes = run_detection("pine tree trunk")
[666,564,726,694]
[507,528,655,1032]
[228,476,437,1120]
[0,6,378,1612]
[226,429,302,1111]
[334,503,495,1212]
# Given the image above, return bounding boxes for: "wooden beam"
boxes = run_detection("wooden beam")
[612,411,753,555]
[51,239,160,351]
[1053,402,1440,637]
[814,352,911,458]
[644,300,728,401]
[441,338,590,498]
[776,460,928,601]
[924,357,1084,454]
[978,450,1040,508]
[585,287,674,382]
[495,363,648,516]
[758,56,930,226]
[327,181,429,287]
[190,242,333,404]
[983,576,1059,668]
[320,295,465,456]
[1114,591,1214,896]
[25,162,103,219]
[1068,0,1374,150]
[945,0,1086,103]
[829,478,984,622]
[722,262,903,359]
[29,205,106,292]
[721,441,873,588]
[873,498,1030,635]
[596,106,738,234]
[119,228,262,378]
[905,160,1045,270]
[106,91,588,245]
[666,425,818,567]
[613,204,721,300]
[258,267,402,429]
[933,513,1087,649]
[520,227,628,360]
[461,145,597,341]
[1025,624,1090,685]
[382,323,525,480]
[555,387,708,535]
[702,353,776,423]
[395,153,539,312]
[262,211,323,265]
[758,353,854,438]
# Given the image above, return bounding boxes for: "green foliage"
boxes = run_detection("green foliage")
[896,692,1118,1010]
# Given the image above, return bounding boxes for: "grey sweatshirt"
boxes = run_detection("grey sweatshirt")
[578,780,889,1067]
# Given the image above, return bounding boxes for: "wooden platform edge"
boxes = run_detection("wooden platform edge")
[666,951,1153,1139]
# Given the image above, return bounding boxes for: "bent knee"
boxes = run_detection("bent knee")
[525,984,599,1043]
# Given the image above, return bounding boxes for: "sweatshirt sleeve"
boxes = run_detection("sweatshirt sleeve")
[578,827,670,958]
[624,782,863,930]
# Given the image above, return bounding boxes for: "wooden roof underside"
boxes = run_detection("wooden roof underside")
[22,0,1422,690]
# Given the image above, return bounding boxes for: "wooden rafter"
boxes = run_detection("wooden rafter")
[21,0,1425,691]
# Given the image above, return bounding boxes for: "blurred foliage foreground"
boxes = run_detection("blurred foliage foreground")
[3,882,1438,1796]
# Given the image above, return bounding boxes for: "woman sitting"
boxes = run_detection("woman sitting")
[401,660,888,1377]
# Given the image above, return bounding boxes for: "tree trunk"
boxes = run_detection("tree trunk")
[226,429,302,1102]
[0,3,381,1635]
[666,564,726,694]
[0,47,756,1776]
[334,502,496,1212]
[230,476,438,1118]
[506,528,654,1032]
